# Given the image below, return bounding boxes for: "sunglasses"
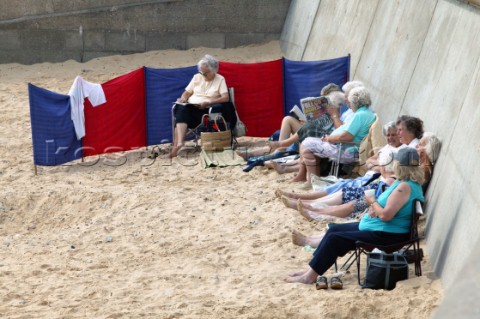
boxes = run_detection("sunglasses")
[198,70,209,77]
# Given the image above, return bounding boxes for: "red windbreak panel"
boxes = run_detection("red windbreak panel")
[219,60,284,137]
[83,68,146,156]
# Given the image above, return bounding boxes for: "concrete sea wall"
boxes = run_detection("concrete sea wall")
[0,0,290,64]
[281,0,480,316]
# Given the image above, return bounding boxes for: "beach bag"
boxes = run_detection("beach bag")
[233,119,247,137]
[362,252,408,290]
[233,107,247,137]
[200,115,232,151]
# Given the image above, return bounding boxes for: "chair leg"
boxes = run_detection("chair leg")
[414,241,422,277]
[338,251,357,273]
[355,248,362,285]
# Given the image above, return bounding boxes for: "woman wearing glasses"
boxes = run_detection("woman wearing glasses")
[172,54,230,157]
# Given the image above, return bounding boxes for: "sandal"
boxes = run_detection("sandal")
[315,276,328,290]
[330,276,343,290]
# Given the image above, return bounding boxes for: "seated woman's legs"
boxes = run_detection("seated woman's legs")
[286,222,360,284]
[292,144,320,183]
[275,189,328,200]
[265,159,300,174]
[236,146,271,160]
[171,104,208,157]
[298,201,355,221]
[279,116,303,141]
[282,191,342,212]
[172,122,188,157]
[267,133,299,152]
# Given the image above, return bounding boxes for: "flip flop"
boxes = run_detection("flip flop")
[330,276,343,290]
[315,276,328,290]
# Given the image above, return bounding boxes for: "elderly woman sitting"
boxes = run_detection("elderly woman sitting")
[281,149,398,221]
[172,54,231,157]
[396,115,424,147]
[285,147,425,285]
[276,120,402,198]
[265,81,366,175]
[292,86,376,183]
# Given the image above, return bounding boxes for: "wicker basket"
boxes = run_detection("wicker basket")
[201,130,232,151]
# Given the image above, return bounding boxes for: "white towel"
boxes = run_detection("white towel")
[68,76,106,140]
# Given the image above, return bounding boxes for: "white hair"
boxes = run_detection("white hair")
[327,91,346,109]
[197,54,219,73]
[348,86,371,110]
[422,132,442,163]
[342,80,364,96]
[382,121,397,136]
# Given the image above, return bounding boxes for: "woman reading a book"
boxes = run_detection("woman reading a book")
[171,54,230,157]
[292,86,376,183]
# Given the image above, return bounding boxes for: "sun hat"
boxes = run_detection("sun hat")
[394,147,419,166]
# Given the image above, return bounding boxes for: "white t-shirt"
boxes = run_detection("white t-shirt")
[68,76,106,140]
[186,73,228,104]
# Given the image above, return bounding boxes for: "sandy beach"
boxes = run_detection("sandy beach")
[0,41,442,318]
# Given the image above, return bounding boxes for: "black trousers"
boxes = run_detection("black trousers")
[309,222,410,275]
[174,102,237,130]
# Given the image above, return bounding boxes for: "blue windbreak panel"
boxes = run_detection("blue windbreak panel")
[29,83,83,166]
[282,55,350,115]
[145,66,197,145]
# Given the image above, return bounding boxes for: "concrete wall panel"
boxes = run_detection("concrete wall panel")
[354,0,436,122]
[402,0,480,139]
[303,0,378,72]
[280,0,320,60]
[426,52,480,288]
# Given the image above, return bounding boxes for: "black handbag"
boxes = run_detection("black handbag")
[362,252,409,290]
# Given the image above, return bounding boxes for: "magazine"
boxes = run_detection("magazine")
[300,96,329,121]
[288,104,307,121]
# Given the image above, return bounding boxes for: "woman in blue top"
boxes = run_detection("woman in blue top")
[292,86,376,183]
[285,147,425,285]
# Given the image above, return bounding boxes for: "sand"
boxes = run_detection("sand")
[0,41,442,318]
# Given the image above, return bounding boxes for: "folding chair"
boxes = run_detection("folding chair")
[332,199,423,279]
[354,199,424,285]
[171,87,237,149]
[329,114,380,177]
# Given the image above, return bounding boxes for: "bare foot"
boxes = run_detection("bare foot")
[235,150,248,160]
[271,161,288,174]
[288,270,307,277]
[275,189,302,200]
[292,229,325,247]
[284,268,318,284]
[168,143,185,158]
[291,230,310,246]
[264,160,275,169]
[291,174,307,182]
[298,200,314,221]
[281,196,298,210]
[266,140,280,152]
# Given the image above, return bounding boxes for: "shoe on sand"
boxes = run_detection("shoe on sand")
[330,276,343,290]
[316,276,328,290]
